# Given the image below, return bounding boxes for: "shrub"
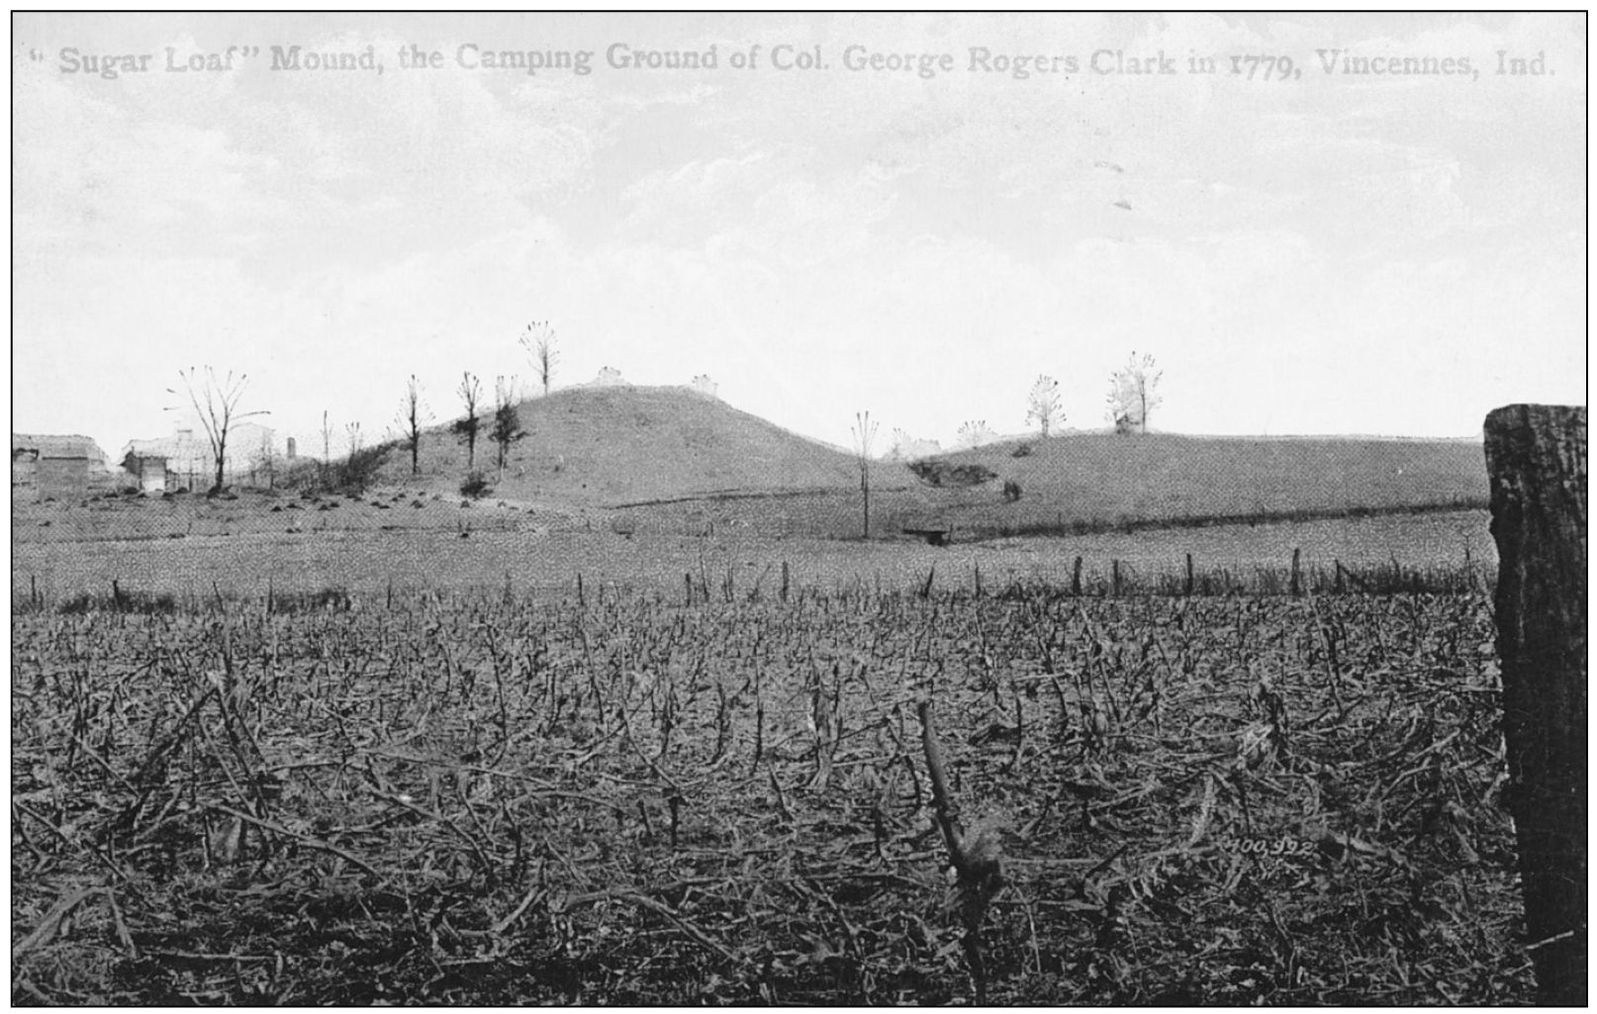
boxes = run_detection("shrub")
[1002,479,1022,502]
[460,471,492,500]
[1011,443,1033,458]
[331,443,392,496]
[909,460,998,488]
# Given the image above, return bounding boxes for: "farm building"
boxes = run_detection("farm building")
[123,429,209,491]
[122,421,283,490]
[121,451,169,493]
[11,433,114,501]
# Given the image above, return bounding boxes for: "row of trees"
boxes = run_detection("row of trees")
[411,321,560,479]
[169,322,563,493]
[447,372,527,478]
[886,352,1165,460]
[1023,350,1163,440]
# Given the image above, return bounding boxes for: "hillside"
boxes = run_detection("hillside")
[389,385,863,505]
[879,432,1489,536]
[355,392,1490,538]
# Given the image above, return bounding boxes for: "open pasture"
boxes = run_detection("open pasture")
[12,584,1528,1004]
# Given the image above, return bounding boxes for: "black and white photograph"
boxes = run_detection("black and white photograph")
[10,11,1586,1005]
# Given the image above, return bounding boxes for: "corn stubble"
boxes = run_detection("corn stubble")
[12,583,1530,1004]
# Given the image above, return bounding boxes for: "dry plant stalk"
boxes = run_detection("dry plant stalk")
[917,700,1004,1003]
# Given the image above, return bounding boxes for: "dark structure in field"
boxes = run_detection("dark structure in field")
[11,433,109,501]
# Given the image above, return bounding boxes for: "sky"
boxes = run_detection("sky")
[11,12,1588,459]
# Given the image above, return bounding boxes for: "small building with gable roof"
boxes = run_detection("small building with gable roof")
[11,433,113,501]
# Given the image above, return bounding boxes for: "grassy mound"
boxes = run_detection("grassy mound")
[386,385,861,504]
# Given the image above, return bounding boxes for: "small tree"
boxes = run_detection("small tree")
[491,375,526,478]
[958,419,997,450]
[888,428,912,461]
[1025,374,1063,437]
[889,430,941,461]
[853,410,879,539]
[520,321,559,396]
[345,421,362,459]
[1106,351,1162,435]
[396,374,430,477]
[166,367,268,493]
[453,372,483,469]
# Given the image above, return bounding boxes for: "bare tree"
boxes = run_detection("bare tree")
[1106,351,1162,435]
[166,367,268,493]
[1025,374,1063,437]
[345,421,363,458]
[453,372,483,469]
[490,375,525,478]
[396,374,430,477]
[853,410,879,539]
[520,321,559,396]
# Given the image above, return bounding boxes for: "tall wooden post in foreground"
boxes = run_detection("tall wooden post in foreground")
[1484,404,1586,1006]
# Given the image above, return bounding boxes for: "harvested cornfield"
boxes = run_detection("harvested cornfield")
[12,587,1530,1004]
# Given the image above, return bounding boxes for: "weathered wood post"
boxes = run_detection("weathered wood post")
[1484,404,1586,1006]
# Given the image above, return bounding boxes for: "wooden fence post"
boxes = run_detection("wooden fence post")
[1484,404,1586,1006]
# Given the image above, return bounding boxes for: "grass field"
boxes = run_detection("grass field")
[821,432,1486,540]
[12,509,1493,607]
[11,584,1528,1004]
